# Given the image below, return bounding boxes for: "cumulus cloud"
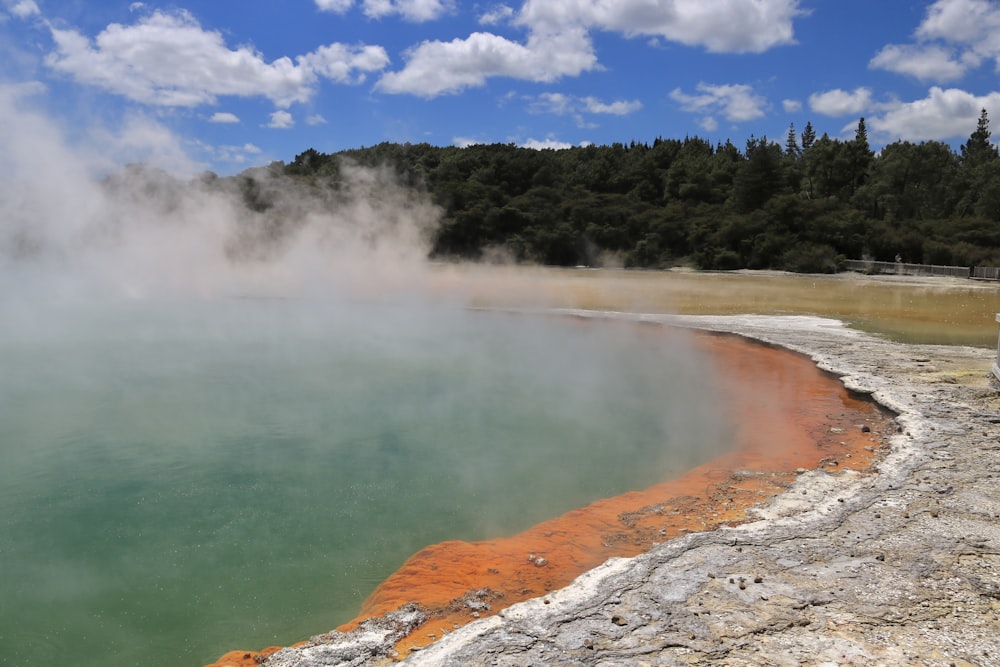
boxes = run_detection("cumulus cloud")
[315,0,354,12]
[871,0,1000,82]
[44,9,388,108]
[581,96,642,115]
[266,110,294,128]
[376,28,597,96]
[915,0,999,43]
[698,116,719,132]
[870,43,974,82]
[377,0,802,98]
[527,92,641,127]
[782,98,802,113]
[361,0,453,21]
[867,86,1000,142]
[7,0,39,18]
[453,136,483,147]
[670,83,767,123]
[808,87,872,116]
[516,0,803,54]
[306,114,328,125]
[192,139,263,166]
[520,137,574,150]
[479,4,515,26]
[208,112,239,123]
[298,42,391,84]
[0,80,46,99]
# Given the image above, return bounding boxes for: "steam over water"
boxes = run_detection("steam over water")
[0,91,732,666]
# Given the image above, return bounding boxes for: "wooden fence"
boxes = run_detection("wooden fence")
[973,266,1000,281]
[842,259,974,278]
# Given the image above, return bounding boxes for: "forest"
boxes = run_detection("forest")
[182,111,1000,273]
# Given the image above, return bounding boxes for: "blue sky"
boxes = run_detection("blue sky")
[3,0,1000,175]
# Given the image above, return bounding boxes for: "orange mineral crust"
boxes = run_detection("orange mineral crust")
[206,329,890,666]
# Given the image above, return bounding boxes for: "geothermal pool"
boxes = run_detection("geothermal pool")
[0,294,731,667]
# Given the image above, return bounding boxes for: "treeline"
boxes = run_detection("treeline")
[263,111,1000,272]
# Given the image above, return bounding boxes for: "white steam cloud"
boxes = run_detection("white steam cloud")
[0,88,439,302]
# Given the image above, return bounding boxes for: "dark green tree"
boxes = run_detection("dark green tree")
[846,117,874,198]
[800,121,816,152]
[732,135,785,213]
[960,108,998,168]
[785,123,801,158]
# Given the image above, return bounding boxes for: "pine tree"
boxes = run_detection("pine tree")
[847,117,873,197]
[960,108,998,168]
[785,122,801,158]
[854,117,870,152]
[800,121,816,152]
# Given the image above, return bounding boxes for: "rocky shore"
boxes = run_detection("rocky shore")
[238,314,1000,667]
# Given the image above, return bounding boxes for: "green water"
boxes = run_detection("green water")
[0,295,729,666]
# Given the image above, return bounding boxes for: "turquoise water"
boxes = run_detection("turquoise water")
[0,295,729,666]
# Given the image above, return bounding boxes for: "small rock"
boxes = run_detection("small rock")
[611,615,628,626]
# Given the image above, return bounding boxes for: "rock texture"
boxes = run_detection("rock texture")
[260,314,1000,667]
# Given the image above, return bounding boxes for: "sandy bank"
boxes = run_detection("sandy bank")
[212,313,1000,666]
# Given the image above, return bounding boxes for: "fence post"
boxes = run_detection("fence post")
[995,314,1000,383]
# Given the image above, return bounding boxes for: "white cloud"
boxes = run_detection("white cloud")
[698,116,719,132]
[267,110,294,128]
[807,87,872,116]
[479,4,514,26]
[453,136,483,147]
[870,0,1000,83]
[44,9,388,108]
[376,28,597,97]
[867,86,1000,142]
[315,0,354,12]
[528,92,641,117]
[526,92,640,128]
[361,0,453,22]
[520,137,573,150]
[915,0,1000,43]
[377,0,802,98]
[306,114,328,125]
[670,83,767,123]
[299,43,391,84]
[0,80,46,99]
[530,92,569,114]
[516,0,803,54]
[194,139,263,166]
[869,43,973,82]
[7,0,39,18]
[782,98,802,113]
[208,112,239,123]
[581,96,642,115]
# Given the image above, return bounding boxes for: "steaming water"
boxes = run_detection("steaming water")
[0,292,727,666]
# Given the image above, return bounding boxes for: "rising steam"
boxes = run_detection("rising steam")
[0,88,440,302]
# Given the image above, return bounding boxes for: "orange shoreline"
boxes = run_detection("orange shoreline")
[207,330,891,666]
